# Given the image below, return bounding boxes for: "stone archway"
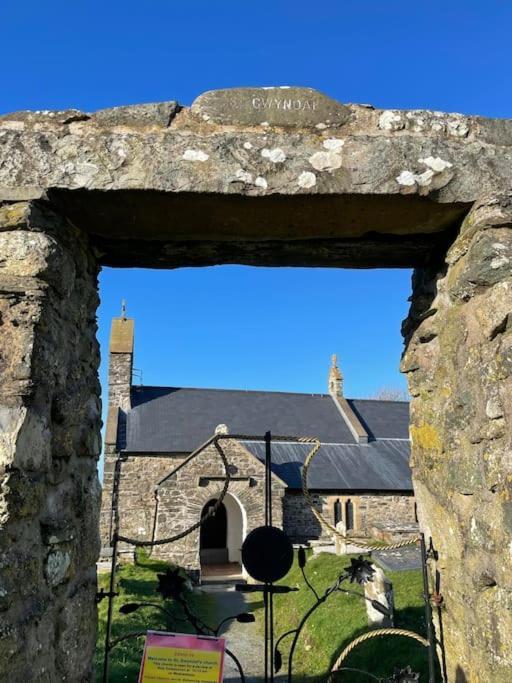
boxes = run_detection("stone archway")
[1,87,511,681]
[223,492,246,565]
[199,492,245,569]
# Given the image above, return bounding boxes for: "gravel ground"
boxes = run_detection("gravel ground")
[202,583,265,682]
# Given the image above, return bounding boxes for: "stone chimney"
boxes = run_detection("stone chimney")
[328,354,369,444]
[104,301,134,445]
[328,354,344,396]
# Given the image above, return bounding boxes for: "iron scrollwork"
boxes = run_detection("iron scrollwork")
[100,431,439,681]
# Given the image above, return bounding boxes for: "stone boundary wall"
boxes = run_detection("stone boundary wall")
[402,192,512,681]
[0,201,101,681]
[1,89,511,678]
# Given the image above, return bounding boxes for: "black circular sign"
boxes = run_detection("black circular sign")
[241,526,294,583]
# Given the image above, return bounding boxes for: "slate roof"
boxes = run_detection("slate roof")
[348,399,409,440]
[124,387,410,464]
[242,440,412,491]
[126,386,355,452]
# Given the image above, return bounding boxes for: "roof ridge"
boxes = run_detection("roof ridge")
[131,385,410,405]
[131,384,332,398]
[349,397,410,404]
[241,438,411,445]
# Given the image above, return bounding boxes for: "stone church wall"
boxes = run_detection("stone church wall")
[283,490,416,543]
[153,440,285,580]
[100,449,186,555]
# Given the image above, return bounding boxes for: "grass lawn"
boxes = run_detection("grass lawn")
[95,553,217,682]
[258,550,434,682]
[96,551,435,682]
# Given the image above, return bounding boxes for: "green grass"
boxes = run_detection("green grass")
[256,551,434,682]
[96,551,435,682]
[95,553,216,682]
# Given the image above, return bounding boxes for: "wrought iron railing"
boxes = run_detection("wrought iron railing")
[98,431,441,681]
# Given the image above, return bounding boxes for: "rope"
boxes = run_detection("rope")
[117,432,418,550]
[300,437,420,551]
[117,437,231,547]
[329,628,429,677]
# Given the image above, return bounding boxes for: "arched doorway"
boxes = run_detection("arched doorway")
[200,499,228,565]
[199,493,245,571]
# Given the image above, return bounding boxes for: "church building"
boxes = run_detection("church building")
[100,311,416,581]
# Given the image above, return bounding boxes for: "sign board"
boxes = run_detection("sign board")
[138,631,225,683]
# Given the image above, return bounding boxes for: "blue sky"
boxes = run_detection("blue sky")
[1,1,511,423]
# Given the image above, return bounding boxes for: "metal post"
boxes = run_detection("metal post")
[264,431,274,682]
[420,534,436,683]
[102,457,123,683]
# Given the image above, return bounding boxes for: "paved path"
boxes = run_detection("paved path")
[202,583,265,682]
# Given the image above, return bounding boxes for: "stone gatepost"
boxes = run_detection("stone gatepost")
[402,192,512,682]
[0,201,101,681]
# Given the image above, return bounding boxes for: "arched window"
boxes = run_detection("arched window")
[345,499,354,531]
[333,499,342,526]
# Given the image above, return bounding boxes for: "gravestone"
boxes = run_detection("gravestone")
[364,565,394,628]
[334,519,348,555]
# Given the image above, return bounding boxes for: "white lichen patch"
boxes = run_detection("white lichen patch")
[406,112,426,132]
[418,156,453,173]
[486,396,503,419]
[182,149,209,162]
[396,169,434,187]
[309,150,342,172]
[243,141,253,150]
[396,171,419,187]
[447,118,470,138]
[235,168,253,184]
[397,156,453,188]
[255,176,268,189]
[490,255,509,270]
[45,550,71,587]
[379,111,403,131]
[234,169,268,189]
[297,171,316,188]
[261,147,286,163]
[323,138,344,152]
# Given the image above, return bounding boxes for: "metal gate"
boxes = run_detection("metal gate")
[98,431,441,682]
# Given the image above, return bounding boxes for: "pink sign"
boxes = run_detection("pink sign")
[138,630,225,683]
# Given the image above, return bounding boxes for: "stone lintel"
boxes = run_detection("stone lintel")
[1,89,511,271]
[198,475,257,488]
